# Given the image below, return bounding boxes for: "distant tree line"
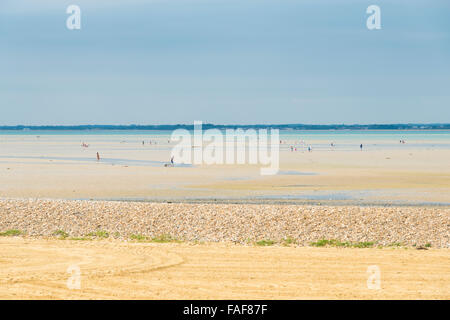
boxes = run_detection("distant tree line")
[0,123,449,131]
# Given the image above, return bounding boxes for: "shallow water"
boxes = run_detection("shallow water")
[277,170,317,176]
[0,155,175,167]
[2,129,449,152]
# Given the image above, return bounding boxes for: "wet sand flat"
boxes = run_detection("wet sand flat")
[0,136,449,204]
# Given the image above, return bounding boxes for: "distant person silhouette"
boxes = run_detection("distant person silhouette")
[96,152,100,161]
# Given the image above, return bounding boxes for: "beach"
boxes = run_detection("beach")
[0,130,449,299]
[3,0,449,302]
[0,131,449,204]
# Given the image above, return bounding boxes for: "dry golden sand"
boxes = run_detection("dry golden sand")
[0,238,448,299]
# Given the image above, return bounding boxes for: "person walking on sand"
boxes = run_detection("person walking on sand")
[360,144,363,151]
[96,152,100,161]
[170,156,174,165]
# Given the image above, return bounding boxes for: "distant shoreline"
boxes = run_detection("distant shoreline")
[1,123,449,131]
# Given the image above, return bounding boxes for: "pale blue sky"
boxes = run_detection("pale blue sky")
[1,0,449,125]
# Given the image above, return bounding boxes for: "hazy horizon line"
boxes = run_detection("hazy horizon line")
[1,123,449,130]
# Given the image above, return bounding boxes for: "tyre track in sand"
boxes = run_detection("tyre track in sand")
[0,238,184,299]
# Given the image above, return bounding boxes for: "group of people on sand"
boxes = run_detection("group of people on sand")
[90,139,369,165]
[287,145,312,152]
[285,141,366,152]
[142,140,161,145]
[286,145,314,152]
[164,156,175,167]
[81,142,100,161]
[88,141,175,164]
